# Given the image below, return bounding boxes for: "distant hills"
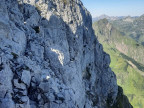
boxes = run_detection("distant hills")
[92,14,138,22]
[110,14,144,45]
[93,15,144,108]
[93,14,144,45]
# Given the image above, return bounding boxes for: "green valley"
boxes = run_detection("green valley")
[93,18,144,108]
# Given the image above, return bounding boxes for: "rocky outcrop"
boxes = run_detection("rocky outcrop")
[110,86,133,108]
[0,0,121,108]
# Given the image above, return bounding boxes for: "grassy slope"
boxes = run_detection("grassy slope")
[103,43,144,108]
[93,19,144,108]
[93,19,144,65]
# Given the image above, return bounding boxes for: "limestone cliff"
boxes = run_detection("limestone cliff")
[0,0,127,108]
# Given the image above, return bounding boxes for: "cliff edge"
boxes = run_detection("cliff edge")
[0,0,131,108]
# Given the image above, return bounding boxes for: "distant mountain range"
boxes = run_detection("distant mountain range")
[110,14,144,45]
[93,14,144,45]
[92,14,138,22]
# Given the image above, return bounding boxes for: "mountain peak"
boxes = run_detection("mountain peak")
[0,0,133,108]
[0,0,119,108]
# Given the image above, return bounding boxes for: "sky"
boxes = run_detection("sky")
[81,0,144,18]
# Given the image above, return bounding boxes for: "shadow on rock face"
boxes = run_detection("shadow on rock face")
[0,0,132,108]
[107,86,133,108]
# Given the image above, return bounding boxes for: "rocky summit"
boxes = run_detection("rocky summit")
[0,0,131,108]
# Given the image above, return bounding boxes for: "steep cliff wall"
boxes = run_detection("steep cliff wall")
[0,0,120,108]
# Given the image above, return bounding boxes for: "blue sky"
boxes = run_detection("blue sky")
[81,0,144,18]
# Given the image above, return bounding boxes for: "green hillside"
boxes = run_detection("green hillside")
[110,15,144,45]
[93,18,144,65]
[93,19,144,108]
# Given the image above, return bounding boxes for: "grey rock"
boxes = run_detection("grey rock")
[0,63,13,98]
[21,70,31,87]
[13,79,26,90]
[39,82,50,93]
[0,0,121,108]
[21,96,29,103]
[49,102,59,108]
[16,103,30,108]
[29,101,37,108]
[0,98,15,108]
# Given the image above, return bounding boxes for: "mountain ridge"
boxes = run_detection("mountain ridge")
[109,14,144,45]
[92,14,139,22]
[0,0,128,108]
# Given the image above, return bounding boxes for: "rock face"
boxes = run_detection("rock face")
[0,0,119,108]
